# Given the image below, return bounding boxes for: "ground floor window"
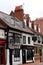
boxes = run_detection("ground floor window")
[13,49,20,61]
[27,50,32,60]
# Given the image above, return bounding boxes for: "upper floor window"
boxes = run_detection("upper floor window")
[14,34,21,43]
[28,37,30,44]
[23,36,26,44]
[9,33,21,44]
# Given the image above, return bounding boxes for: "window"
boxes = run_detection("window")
[28,37,30,44]
[9,36,15,44]
[23,36,26,44]
[14,49,20,61]
[14,34,20,43]
[9,34,21,44]
[27,50,32,60]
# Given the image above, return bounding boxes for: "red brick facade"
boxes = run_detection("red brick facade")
[10,5,24,21]
[35,18,43,35]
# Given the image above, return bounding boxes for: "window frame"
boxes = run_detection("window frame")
[23,36,26,44]
[14,49,20,61]
[28,37,30,44]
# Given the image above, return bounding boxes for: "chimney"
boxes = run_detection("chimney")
[32,22,34,29]
[14,5,24,21]
[38,24,40,32]
[29,21,32,28]
[34,22,37,31]
[24,14,30,27]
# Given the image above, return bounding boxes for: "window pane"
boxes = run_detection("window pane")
[14,49,20,57]
[14,34,20,43]
[28,37,30,44]
[23,36,26,44]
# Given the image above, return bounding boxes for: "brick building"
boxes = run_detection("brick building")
[10,5,43,62]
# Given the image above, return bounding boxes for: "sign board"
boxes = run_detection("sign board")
[0,29,5,38]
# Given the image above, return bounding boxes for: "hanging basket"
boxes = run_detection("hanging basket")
[32,36,37,42]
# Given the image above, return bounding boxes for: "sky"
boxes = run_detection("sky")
[0,0,43,20]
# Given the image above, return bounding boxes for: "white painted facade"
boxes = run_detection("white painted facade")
[11,33,34,65]
[29,22,32,28]
[34,24,37,31]
[6,49,10,65]
[22,33,34,62]
[22,33,33,45]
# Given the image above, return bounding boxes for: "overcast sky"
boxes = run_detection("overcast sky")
[0,0,43,20]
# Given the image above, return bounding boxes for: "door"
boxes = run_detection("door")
[22,49,26,64]
[26,49,34,61]
[0,45,6,65]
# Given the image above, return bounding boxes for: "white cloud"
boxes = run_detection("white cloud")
[0,0,43,20]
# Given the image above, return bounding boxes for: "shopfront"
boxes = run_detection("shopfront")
[21,45,34,64]
[0,29,6,65]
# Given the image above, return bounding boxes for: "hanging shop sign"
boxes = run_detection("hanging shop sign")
[0,29,5,38]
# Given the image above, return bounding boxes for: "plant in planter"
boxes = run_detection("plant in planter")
[32,36,37,42]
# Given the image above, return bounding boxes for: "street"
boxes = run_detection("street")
[19,60,43,65]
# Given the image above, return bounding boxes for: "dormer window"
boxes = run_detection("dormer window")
[38,36,41,43]
[34,24,36,31]
[38,27,40,32]
[24,19,26,26]
[32,23,34,29]
[23,22,25,28]
[29,22,32,28]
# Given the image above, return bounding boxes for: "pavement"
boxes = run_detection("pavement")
[19,60,43,65]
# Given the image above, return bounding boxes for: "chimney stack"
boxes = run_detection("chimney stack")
[24,14,30,27]
[14,5,24,21]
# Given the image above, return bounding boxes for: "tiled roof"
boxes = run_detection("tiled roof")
[0,11,34,35]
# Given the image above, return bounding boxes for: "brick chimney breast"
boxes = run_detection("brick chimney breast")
[14,5,24,21]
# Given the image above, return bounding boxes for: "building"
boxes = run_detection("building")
[0,11,36,65]
[10,5,43,62]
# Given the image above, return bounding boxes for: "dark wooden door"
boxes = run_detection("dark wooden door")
[0,45,6,65]
[22,50,26,64]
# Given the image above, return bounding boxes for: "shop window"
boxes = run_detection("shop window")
[14,49,20,61]
[34,47,40,55]
[23,36,26,44]
[28,37,30,44]
[27,50,32,60]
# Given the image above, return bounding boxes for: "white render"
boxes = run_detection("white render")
[22,33,33,45]
[29,22,32,28]
[38,27,40,32]
[6,49,10,65]
[24,19,26,26]
[34,24,36,31]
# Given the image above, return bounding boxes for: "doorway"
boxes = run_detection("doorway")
[0,45,6,65]
[22,49,26,64]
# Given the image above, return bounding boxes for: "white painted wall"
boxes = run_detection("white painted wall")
[22,33,33,45]
[6,49,10,65]
[29,22,32,28]
[34,24,36,31]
